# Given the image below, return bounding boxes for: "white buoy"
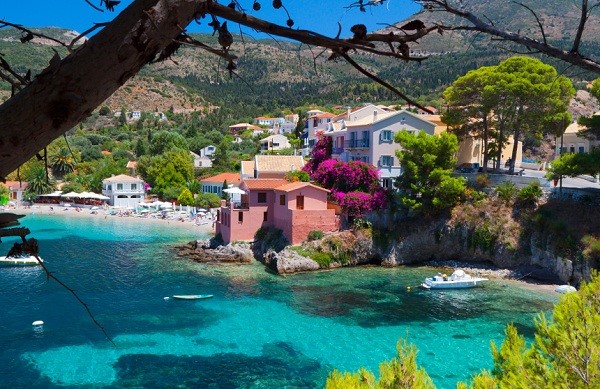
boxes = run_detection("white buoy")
[163,297,170,300]
[32,320,44,326]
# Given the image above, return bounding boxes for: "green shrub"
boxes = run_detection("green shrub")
[517,180,543,206]
[472,224,498,253]
[195,193,221,209]
[495,181,517,203]
[289,246,333,267]
[474,174,490,189]
[351,217,372,230]
[307,230,324,241]
[582,235,600,263]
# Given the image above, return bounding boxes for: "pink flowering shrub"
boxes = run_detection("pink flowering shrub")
[331,189,388,217]
[312,159,380,193]
[312,159,387,216]
[303,135,332,174]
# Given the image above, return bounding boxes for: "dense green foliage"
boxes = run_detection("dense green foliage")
[546,149,600,179]
[326,338,435,388]
[195,193,221,209]
[394,131,466,214]
[495,181,518,204]
[516,181,544,207]
[444,57,574,173]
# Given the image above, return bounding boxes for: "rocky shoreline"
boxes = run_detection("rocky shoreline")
[174,236,570,290]
[175,239,254,263]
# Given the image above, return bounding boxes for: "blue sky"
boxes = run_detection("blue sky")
[0,0,421,38]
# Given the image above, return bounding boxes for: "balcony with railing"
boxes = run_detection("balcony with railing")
[225,201,249,210]
[344,138,370,148]
[331,147,344,155]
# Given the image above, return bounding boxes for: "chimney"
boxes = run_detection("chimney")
[373,111,378,123]
[347,107,351,120]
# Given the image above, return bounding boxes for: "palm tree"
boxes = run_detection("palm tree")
[51,148,75,179]
[25,164,57,196]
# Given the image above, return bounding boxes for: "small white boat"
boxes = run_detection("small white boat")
[172,294,213,300]
[0,254,43,267]
[422,270,488,289]
[555,285,576,294]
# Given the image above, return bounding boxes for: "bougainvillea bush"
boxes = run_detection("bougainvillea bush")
[311,159,378,192]
[310,158,387,216]
[302,134,332,174]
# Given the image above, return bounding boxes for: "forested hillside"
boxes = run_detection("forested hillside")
[1,0,600,114]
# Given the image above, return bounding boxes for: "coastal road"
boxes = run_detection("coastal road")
[521,169,600,190]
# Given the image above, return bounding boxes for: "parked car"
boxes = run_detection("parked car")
[456,163,481,173]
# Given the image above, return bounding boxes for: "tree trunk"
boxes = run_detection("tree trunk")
[0,0,206,180]
[482,113,489,173]
[508,107,522,175]
[509,128,521,175]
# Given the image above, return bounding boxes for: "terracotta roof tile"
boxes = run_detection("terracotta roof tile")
[2,181,28,190]
[241,161,255,175]
[201,172,241,184]
[254,155,305,172]
[274,182,329,193]
[242,179,289,190]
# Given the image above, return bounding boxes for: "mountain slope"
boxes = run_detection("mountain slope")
[1,1,600,114]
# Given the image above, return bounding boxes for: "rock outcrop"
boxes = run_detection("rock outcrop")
[262,248,320,274]
[175,239,253,263]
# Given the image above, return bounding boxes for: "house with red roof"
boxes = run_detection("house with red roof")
[200,172,241,197]
[216,179,339,245]
[1,181,28,206]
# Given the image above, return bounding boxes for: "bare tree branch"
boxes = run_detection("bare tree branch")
[572,0,588,54]
[514,1,547,45]
[340,52,429,112]
[418,0,600,73]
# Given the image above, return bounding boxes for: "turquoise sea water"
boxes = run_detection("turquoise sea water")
[0,214,558,388]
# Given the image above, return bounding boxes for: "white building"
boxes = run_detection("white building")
[190,151,212,169]
[324,108,435,189]
[102,174,145,208]
[260,134,291,153]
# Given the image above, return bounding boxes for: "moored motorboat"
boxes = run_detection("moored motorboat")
[422,270,488,289]
[0,254,43,267]
[172,294,213,300]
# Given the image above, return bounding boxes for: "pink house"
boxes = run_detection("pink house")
[216,179,340,245]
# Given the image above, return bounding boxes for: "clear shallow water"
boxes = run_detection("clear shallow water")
[0,214,558,388]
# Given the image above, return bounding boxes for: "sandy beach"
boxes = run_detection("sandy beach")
[7,204,215,235]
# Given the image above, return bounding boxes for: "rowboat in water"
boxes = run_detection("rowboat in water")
[172,294,213,300]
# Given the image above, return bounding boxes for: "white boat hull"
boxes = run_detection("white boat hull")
[172,294,213,300]
[422,270,488,289]
[422,279,487,289]
[0,255,43,267]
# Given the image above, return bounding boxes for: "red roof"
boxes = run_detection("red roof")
[242,179,289,190]
[200,172,241,184]
[274,182,329,193]
[313,112,336,119]
[2,181,28,190]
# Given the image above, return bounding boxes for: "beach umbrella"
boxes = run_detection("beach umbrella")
[223,187,246,195]
[61,191,80,198]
